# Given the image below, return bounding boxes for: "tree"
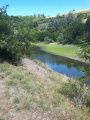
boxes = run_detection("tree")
[0,5,10,35]
[57,33,64,43]
[0,5,12,60]
[32,21,38,27]
[85,17,90,43]
[34,13,37,18]
[44,37,53,43]
[66,12,74,24]
[79,17,90,61]
[0,5,31,63]
[40,24,47,31]
[79,37,90,61]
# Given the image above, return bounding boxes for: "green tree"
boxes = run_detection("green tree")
[66,12,74,24]
[85,17,90,43]
[57,33,64,43]
[44,37,53,43]
[79,37,90,61]
[0,5,31,63]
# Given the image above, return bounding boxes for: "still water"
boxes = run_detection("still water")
[31,47,89,78]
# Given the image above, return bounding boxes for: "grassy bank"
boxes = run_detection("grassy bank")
[0,58,90,120]
[35,43,79,58]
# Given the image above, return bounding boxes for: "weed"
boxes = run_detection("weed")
[58,79,90,109]
[0,74,5,80]
[37,101,49,111]
[13,96,20,104]
[0,63,10,72]
[22,96,30,109]
[14,105,21,111]
[0,117,4,120]
[49,72,61,83]
[10,71,24,80]
[23,82,32,91]
[5,90,10,98]
[6,79,18,86]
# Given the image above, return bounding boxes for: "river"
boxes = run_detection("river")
[31,47,90,78]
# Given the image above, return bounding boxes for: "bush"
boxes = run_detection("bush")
[6,79,18,86]
[58,79,90,109]
[57,33,64,43]
[13,96,20,104]
[44,37,53,44]
[0,6,31,63]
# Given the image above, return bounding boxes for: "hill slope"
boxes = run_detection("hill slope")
[0,59,90,120]
[46,8,90,18]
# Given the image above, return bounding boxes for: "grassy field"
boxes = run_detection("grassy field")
[0,59,90,120]
[35,43,79,58]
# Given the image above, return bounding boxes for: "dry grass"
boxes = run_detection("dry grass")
[46,8,90,18]
[0,59,90,120]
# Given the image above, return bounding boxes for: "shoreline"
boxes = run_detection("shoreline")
[37,45,90,64]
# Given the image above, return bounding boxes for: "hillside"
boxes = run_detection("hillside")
[0,59,90,120]
[46,8,90,18]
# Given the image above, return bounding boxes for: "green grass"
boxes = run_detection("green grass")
[0,117,4,120]
[13,96,20,104]
[0,73,5,80]
[35,43,79,57]
[6,79,18,86]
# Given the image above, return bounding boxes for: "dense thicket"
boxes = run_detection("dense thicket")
[0,6,32,63]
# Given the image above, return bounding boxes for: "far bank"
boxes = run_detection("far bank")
[34,43,90,64]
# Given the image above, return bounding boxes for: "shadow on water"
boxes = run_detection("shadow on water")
[30,47,90,78]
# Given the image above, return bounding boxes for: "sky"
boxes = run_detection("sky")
[0,0,90,16]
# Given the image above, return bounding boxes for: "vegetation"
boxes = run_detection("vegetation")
[58,79,90,110]
[0,5,32,63]
[0,4,90,119]
[36,43,79,57]
[0,60,90,119]
[0,5,90,62]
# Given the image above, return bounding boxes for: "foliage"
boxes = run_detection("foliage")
[0,5,31,63]
[58,79,90,110]
[0,5,90,63]
[79,41,90,61]
[44,37,53,43]
[2,61,90,118]
[57,33,64,43]
[66,12,74,24]
[85,17,90,43]
[40,24,47,31]
[13,96,20,104]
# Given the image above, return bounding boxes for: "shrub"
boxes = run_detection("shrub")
[57,33,64,43]
[58,79,90,109]
[6,79,18,86]
[44,37,53,44]
[13,96,20,104]
[22,96,30,109]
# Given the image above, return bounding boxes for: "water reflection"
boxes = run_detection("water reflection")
[31,47,90,78]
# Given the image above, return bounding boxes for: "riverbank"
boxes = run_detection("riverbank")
[35,43,90,64]
[0,58,90,120]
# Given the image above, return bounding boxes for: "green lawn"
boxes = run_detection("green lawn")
[35,43,79,57]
